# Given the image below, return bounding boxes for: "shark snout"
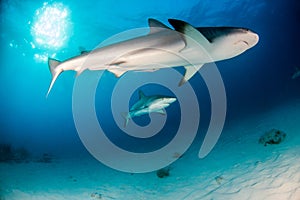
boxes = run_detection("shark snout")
[245,30,259,48]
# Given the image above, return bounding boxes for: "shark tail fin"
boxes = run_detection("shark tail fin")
[47,58,63,97]
[121,112,131,127]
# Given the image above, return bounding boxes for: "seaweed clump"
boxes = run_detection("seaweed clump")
[259,129,286,146]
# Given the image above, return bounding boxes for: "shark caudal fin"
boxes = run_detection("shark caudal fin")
[47,58,63,97]
[121,112,131,127]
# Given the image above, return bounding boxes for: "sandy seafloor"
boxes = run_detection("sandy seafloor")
[1,98,299,200]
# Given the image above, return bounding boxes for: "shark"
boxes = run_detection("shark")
[47,18,259,96]
[122,90,177,127]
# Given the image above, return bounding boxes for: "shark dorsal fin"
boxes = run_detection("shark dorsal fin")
[79,46,90,55]
[168,19,211,49]
[138,90,146,99]
[148,19,170,34]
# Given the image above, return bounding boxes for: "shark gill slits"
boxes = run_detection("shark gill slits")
[196,27,249,43]
[196,27,230,43]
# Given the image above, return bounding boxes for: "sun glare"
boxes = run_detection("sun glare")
[31,2,71,50]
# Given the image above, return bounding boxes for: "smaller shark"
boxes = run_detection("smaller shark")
[122,91,177,127]
[292,67,300,79]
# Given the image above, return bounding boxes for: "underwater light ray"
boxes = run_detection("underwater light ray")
[31,2,72,62]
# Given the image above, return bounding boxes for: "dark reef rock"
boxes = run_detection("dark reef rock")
[91,192,102,199]
[215,175,224,185]
[0,143,13,162]
[0,144,30,163]
[0,144,56,164]
[156,167,170,178]
[13,147,30,163]
[259,129,286,146]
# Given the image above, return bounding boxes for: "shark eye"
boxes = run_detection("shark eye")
[242,41,249,46]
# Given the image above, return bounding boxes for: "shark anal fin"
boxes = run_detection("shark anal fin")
[155,109,166,115]
[168,19,211,49]
[108,69,127,78]
[148,18,170,34]
[76,68,85,77]
[179,64,204,86]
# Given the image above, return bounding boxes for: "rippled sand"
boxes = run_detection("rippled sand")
[1,100,299,200]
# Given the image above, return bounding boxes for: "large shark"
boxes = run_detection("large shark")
[47,18,259,96]
[122,90,176,127]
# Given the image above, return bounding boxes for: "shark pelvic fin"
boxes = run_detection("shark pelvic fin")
[47,58,62,97]
[168,19,211,49]
[76,68,85,77]
[148,18,170,34]
[179,64,204,86]
[121,112,131,127]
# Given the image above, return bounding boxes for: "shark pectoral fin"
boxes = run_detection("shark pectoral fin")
[179,64,204,86]
[148,18,170,34]
[108,69,127,78]
[121,112,131,127]
[168,19,211,49]
[156,109,166,115]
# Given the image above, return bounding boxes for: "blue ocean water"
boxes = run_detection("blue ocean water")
[0,0,300,199]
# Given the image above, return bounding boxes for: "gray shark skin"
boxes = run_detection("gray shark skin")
[122,90,176,127]
[47,18,259,96]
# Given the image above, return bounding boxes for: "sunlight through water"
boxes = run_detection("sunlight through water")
[31,2,71,62]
